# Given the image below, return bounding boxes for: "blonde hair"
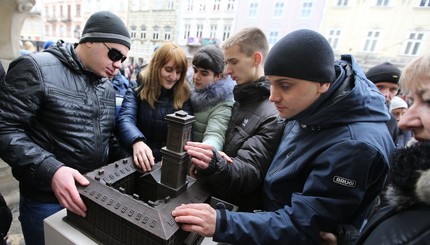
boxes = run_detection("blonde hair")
[137,42,190,110]
[222,27,269,58]
[400,52,430,95]
[23,41,36,52]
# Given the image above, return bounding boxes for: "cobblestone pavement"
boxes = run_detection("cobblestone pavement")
[0,159,25,245]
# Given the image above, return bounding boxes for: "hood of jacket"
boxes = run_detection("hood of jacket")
[292,55,389,128]
[233,76,271,103]
[190,75,235,112]
[386,141,430,209]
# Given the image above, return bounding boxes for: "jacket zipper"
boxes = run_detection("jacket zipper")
[91,84,103,163]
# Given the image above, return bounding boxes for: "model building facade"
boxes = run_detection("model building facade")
[65,111,211,245]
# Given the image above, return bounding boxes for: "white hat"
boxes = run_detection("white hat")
[390,96,408,112]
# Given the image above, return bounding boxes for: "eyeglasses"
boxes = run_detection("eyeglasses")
[103,43,127,63]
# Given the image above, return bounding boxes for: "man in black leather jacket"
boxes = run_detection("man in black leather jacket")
[0,11,130,245]
[0,62,12,245]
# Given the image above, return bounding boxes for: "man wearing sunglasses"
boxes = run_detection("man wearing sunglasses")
[0,11,130,245]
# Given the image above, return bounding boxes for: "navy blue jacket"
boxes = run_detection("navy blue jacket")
[116,87,192,161]
[213,55,394,244]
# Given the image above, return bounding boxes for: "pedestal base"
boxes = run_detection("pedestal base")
[44,209,219,245]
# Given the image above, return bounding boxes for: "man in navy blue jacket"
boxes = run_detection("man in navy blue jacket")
[172,29,394,244]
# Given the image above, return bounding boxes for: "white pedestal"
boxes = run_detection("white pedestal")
[44,209,97,245]
[44,209,218,245]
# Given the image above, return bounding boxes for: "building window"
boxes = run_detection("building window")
[227,0,235,11]
[249,3,258,17]
[199,0,206,11]
[184,24,191,40]
[152,26,159,40]
[141,1,149,11]
[164,26,171,40]
[196,24,203,38]
[67,24,71,36]
[59,25,64,37]
[328,29,341,50]
[214,0,221,11]
[273,2,284,17]
[363,30,380,52]
[419,0,430,7]
[45,25,50,36]
[75,4,81,17]
[209,25,217,38]
[140,25,146,39]
[301,1,313,18]
[95,0,102,10]
[67,5,71,19]
[186,0,193,11]
[223,25,231,41]
[130,25,137,38]
[268,31,279,46]
[376,0,389,6]
[336,0,349,6]
[119,1,125,10]
[403,32,424,55]
[130,0,138,9]
[154,1,162,10]
[167,0,174,9]
[74,25,80,39]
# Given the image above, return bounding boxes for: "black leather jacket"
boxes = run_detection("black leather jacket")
[0,42,125,203]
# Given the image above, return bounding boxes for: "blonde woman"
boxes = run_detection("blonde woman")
[117,42,192,171]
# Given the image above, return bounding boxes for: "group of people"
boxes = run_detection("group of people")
[19,40,55,56]
[365,61,414,149]
[0,10,429,245]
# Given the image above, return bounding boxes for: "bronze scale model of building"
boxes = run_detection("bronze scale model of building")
[64,110,213,245]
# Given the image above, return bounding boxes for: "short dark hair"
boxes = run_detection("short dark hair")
[192,45,224,75]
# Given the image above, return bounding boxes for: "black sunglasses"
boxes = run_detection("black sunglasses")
[103,43,127,63]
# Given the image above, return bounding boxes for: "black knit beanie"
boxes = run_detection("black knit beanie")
[365,62,401,84]
[265,29,335,83]
[79,11,131,49]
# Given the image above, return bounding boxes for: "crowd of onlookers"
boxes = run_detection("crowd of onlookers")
[1,10,429,245]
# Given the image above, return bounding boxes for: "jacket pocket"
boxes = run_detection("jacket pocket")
[48,87,87,102]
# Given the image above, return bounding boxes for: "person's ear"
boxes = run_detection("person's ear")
[318,82,331,93]
[215,72,223,81]
[254,52,263,66]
